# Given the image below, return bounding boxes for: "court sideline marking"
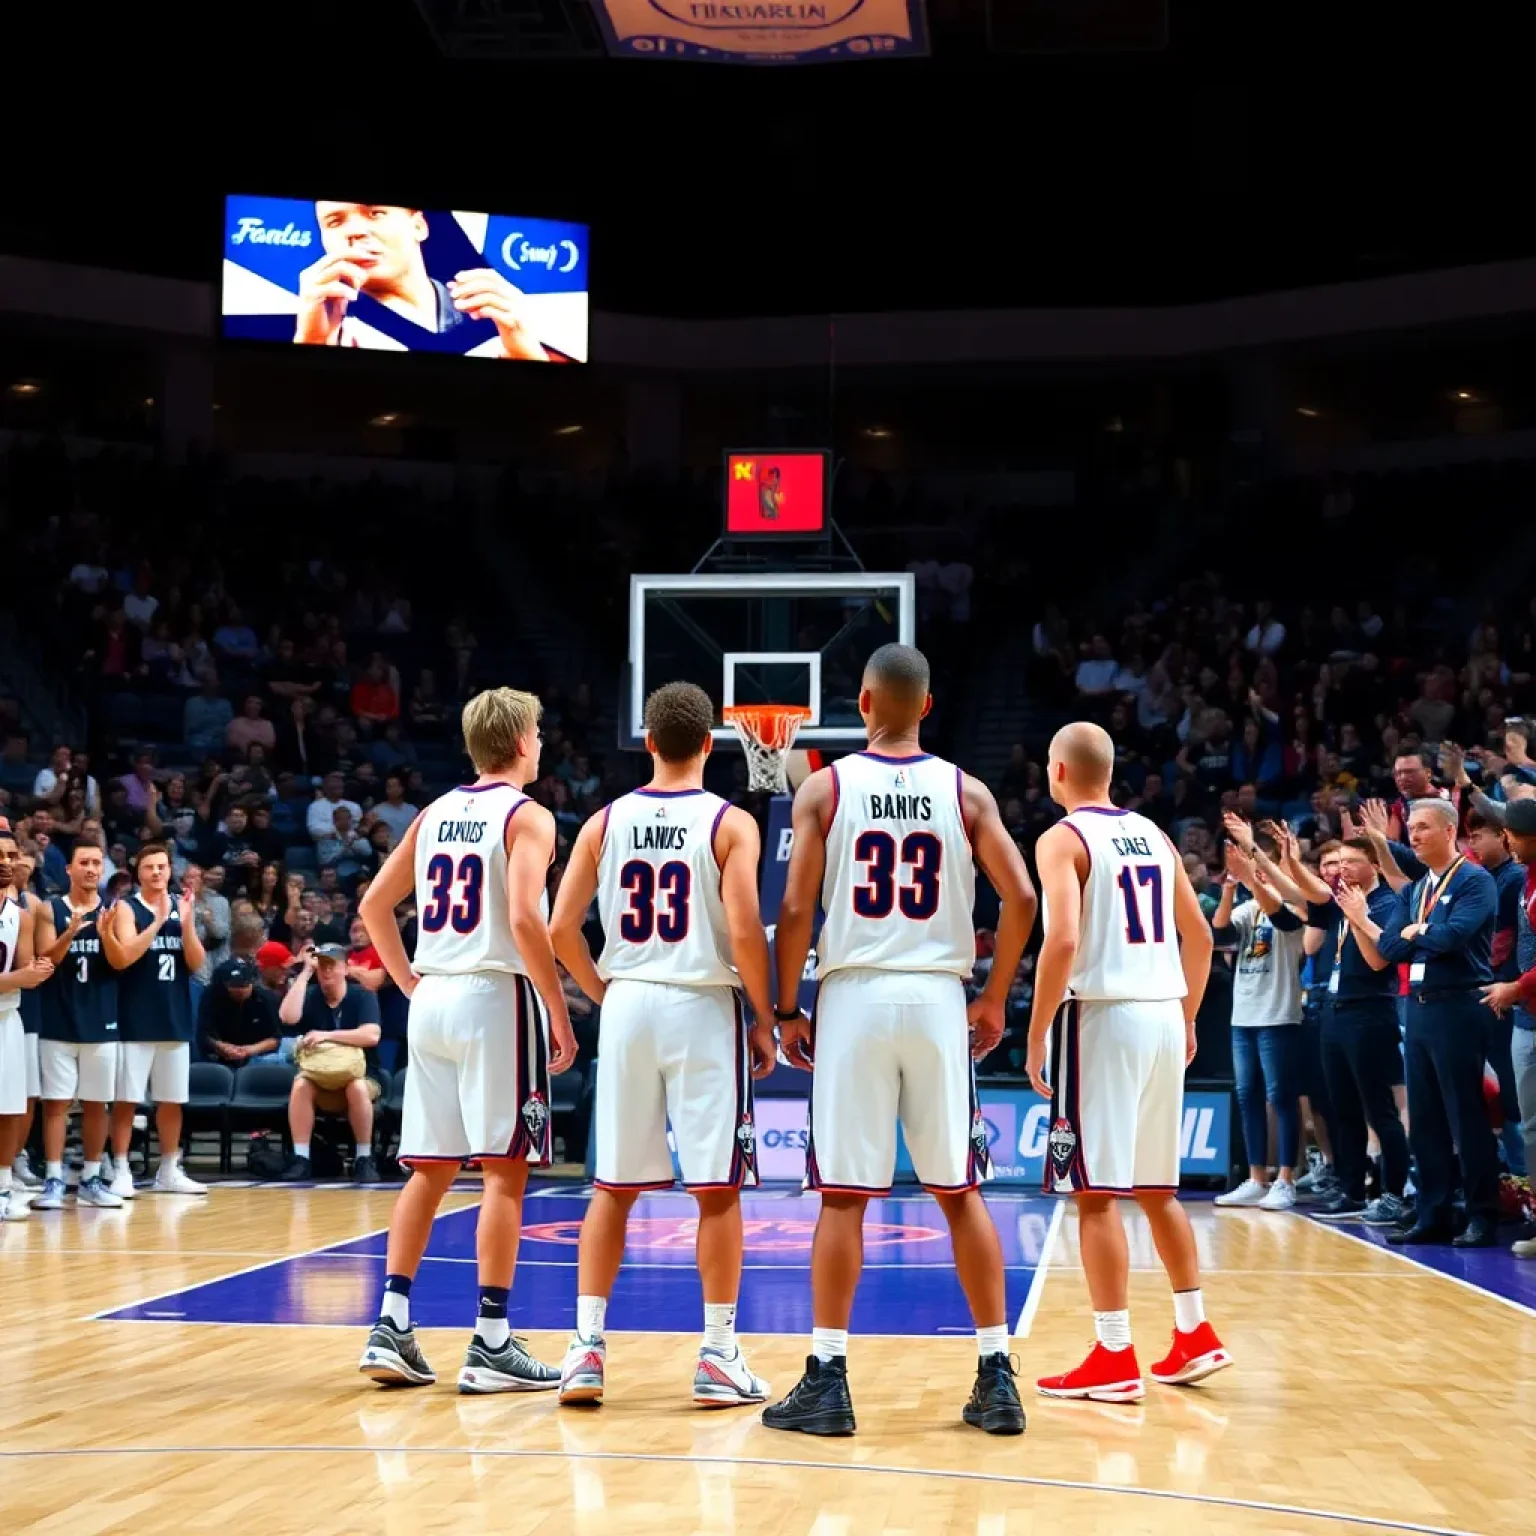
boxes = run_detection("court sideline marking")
[1014,1196,1065,1336]
[0,1443,1483,1536]
[1307,1216,1536,1319]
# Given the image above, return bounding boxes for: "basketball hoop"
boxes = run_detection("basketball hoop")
[723,705,812,794]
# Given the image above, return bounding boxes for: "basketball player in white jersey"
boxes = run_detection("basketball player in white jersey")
[1028,722,1230,1402]
[763,644,1034,1437]
[0,829,54,1221]
[357,688,577,1393]
[548,681,779,1408]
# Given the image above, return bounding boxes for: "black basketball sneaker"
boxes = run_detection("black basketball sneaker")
[962,1352,1026,1435]
[760,1356,857,1436]
[457,1334,561,1394]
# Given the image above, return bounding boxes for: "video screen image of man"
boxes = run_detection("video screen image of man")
[297,204,548,361]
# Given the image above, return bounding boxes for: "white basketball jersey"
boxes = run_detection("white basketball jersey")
[1047,807,1186,1003]
[413,783,543,977]
[817,751,975,979]
[597,790,737,989]
[0,897,20,1017]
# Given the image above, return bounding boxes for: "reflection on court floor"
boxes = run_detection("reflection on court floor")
[95,1189,1052,1335]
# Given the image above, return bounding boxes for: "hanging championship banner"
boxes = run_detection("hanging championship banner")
[593,0,929,62]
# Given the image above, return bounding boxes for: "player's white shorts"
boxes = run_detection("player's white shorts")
[23,1030,40,1100]
[1044,997,1186,1195]
[401,972,552,1166]
[0,1012,25,1116]
[40,1039,119,1103]
[117,1041,191,1106]
[594,980,756,1192]
[805,968,988,1195]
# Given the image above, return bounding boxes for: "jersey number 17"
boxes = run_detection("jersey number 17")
[1117,863,1166,943]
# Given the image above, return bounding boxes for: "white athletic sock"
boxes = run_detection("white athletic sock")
[1173,1289,1206,1334]
[380,1289,410,1329]
[811,1327,847,1364]
[976,1324,1010,1359]
[576,1294,607,1342]
[356,1144,371,1162]
[1093,1309,1132,1351]
[703,1302,737,1354]
[0,1169,12,1195]
[293,1142,311,1160]
[46,1161,63,1181]
[159,1150,179,1172]
[82,1161,101,1182]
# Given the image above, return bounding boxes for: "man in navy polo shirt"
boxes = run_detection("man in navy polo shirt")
[1338,798,1499,1247]
[1288,837,1411,1225]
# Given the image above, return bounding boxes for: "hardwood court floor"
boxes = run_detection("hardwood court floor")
[2,1185,1531,1535]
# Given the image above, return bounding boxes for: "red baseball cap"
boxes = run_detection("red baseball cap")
[255,941,294,971]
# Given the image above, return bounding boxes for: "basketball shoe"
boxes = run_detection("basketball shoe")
[358,1320,436,1386]
[1036,1343,1145,1403]
[457,1334,560,1394]
[761,1356,857,1436]
[692,1345,768,1407]
[1149,1323,1232,1386]
[558,1335,608,1405]
[962,1353,1026,1435]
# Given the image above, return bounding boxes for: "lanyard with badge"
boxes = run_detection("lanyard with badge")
[1328,911,1348,994]
[1408,854,1464,986]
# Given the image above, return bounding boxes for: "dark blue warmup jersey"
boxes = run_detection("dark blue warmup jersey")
[17,897,42,1034]
[118,895,192,1044]
[39,898,118,1044]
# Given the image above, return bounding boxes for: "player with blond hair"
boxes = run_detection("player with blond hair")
[358,687,577,1393]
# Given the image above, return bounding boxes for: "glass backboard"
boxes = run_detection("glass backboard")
[625,572,916,750]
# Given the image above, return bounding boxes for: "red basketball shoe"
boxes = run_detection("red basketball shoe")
[1036,1343,1145,1403]
[1149,1322,1231,1386]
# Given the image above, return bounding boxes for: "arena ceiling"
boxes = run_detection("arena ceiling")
[2,1,1524,317]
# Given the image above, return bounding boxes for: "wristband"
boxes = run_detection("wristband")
[774,1007,802,1023]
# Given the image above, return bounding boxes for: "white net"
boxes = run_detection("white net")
[724,706,810,794]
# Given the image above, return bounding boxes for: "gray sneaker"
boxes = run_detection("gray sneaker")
[30,1177,68,1211]
[1360,1193,1413,1227]
[359,1321,436,1387]
[457,1334,561,1394]
[77,1175,125,1209]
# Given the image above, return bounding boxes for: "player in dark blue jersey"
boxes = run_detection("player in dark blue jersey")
[107,843,207,1197]
[8,842,47,1193]
[32,842,125,1209]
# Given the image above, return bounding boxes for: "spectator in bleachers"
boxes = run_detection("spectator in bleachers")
[116,751,160,818]
[185,864,231,985]
[185,670,233,755]
[197,959,281,1065]
[350,655,400,731]
[276,945,382,1184]
[370,773,417,845]
[226,695,276,756]
[307,771,361,843]
[212,606,260,666]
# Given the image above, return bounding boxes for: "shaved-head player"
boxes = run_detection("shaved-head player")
[763,643,1035,1438]
[1028,722,1230,1402]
